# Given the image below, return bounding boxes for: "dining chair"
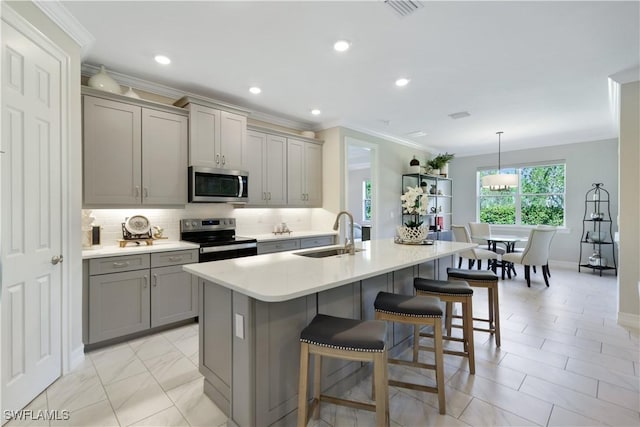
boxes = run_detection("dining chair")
[468,222,506,255]
[451,225,499,272]
[501,228,556,287]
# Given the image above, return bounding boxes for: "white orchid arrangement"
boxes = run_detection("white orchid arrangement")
[400,186,428,228]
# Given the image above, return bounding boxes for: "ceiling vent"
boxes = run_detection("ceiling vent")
[385,0,424,18]
[448,111,471,120]
[406,130,427,138]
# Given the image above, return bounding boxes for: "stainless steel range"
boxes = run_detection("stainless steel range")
[180,218,257,262]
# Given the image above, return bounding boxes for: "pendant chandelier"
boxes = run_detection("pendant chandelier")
[482,131,518,191]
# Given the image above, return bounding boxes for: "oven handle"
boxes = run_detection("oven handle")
[200,242,257,254]
[238,176,244,198]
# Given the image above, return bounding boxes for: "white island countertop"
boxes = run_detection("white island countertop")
[183,239,476,302]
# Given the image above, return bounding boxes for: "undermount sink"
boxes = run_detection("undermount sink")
[294,247,365,258]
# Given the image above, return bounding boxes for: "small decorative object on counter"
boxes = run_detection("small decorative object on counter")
[273,222,292,235]
[87,65,121,94]
[120,215,153,247]
[81,210,96,249]
[152,226,167,239]
[398,185,428,243]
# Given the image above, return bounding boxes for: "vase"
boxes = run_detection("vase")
[396,226,427,243]
[123,86,140,99]
[430,168,440,176]
[440,163,449,177]
[88,65,121,94]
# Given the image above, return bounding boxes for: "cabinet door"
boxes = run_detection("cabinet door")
[265,134,287,205]
[286,139,305,206]
[88,269,150,343]
[246,131,266,205]
[305,142,323,206]
[142,109,188,205]
[83,95,141,205]
[151,265,198,327]
[220,111,247,170]
[189,104,220,167]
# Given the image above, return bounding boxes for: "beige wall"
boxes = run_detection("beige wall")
[6,1,83,369]
[618,80,640,325]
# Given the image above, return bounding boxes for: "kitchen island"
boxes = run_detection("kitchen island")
[183,238,476,427]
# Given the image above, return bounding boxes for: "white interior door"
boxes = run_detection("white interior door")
[1,17,63,414]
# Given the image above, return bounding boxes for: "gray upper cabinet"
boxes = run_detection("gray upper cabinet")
[82,90,188,207]
[287,138,322,206]
[175,97,249,170]
[246,130,287,205]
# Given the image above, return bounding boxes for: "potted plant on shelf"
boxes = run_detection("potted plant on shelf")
[427,152,455,177]
[398,186,429,243]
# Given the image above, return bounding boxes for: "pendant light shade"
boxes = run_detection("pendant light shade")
[482,131,518,191]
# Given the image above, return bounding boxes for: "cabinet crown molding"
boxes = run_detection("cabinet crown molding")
[174,95,251,117]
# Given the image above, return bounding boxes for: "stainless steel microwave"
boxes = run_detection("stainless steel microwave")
[188,166,248,203]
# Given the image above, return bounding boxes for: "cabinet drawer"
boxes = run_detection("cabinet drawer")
[151,249,199,267]
[89,254,150,275]
[299,236,335,249]
[257,239,300,255]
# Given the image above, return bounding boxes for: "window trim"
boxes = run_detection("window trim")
[476,162,567,226]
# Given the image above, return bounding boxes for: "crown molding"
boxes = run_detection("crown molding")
[609,66,640,85]
[82,63,315,131]
[320,120,427,151]
[33,0,95,57]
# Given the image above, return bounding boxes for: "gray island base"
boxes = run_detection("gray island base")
[184,239,476,427]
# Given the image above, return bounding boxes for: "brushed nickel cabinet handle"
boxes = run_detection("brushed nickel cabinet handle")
[113,261,130,268]
[144,187,149,198]
[222,155,226,165]
[153,274,158,287]
[216,153,220,164]
[135,186,140,197]
[143,275,148,288]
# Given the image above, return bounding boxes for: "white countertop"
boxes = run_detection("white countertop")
[82,240,199,259]
[248,230,338,243]
[183,239,476,302]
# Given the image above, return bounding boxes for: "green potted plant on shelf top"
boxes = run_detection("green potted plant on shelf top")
[427,152,455,177]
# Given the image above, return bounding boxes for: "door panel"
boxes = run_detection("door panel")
[245,130,266,204]
[265,135,287,205]
[2,20,62,413]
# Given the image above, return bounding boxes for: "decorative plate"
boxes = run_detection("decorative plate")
[124,215,151,235]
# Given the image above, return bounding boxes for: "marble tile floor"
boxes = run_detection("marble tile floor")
[9,264,640,427]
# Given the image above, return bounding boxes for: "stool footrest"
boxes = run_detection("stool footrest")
[450,323,495,334]
[319,395,377,413]
[420,331,465,343]
[389,379,438,394]
[419,345,468,358]
[452,314,493,323]
[388,357,436,371]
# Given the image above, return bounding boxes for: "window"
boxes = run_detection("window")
[478,163,565,226]
[362,179,372,222]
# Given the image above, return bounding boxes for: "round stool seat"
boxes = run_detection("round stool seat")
[300,314,386,352]
[414,278,473,296]
[447,268,498,283]
[374,291,442,318]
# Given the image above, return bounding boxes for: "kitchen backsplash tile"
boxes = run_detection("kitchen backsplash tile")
[86,206,328,245]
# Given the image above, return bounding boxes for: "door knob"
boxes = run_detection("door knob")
[51,255,63,265]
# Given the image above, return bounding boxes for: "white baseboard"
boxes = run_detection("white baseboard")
[68,345,85,372]
[617,312,640,330]
[548,260,575,269]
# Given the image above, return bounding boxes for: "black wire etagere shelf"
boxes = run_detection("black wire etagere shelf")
[578,183,617,276]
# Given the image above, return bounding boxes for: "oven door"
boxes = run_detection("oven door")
[189,166,248,203]
[199,242,257,262]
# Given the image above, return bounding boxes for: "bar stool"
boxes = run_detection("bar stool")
[297,314,389,427]
[447,268,501,347]
[413,278,475,374]
[373,291,446,414]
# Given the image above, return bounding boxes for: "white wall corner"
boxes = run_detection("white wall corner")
[32,0,95,57]
[68,345,85,372]
[617,311,640,330]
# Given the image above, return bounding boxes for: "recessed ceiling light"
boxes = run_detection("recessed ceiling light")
[333,40,351,52]
[154,55,171,65]
[395,78,410,87]
[249,86,262,95]
[311,109,321,116]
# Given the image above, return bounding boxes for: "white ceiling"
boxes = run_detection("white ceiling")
[60,1,639,155]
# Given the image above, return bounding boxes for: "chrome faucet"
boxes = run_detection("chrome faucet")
[333,211,355,255]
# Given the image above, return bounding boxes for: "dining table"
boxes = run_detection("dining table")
[472,234,528,279]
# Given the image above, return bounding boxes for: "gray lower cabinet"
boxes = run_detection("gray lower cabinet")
[257,235,335,255]
[89,269,151,343]
[85,249,198,344]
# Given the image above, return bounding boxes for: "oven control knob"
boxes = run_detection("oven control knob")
[183,222,190,228]
[191,221,198,227]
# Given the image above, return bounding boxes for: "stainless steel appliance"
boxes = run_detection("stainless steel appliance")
[180,218,257,262]
[188,166,248,203]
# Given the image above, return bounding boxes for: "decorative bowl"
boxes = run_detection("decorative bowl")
[590,212,604,220]
[588,253,608,267]
[588,231,607,243]
[396,226,427,243]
